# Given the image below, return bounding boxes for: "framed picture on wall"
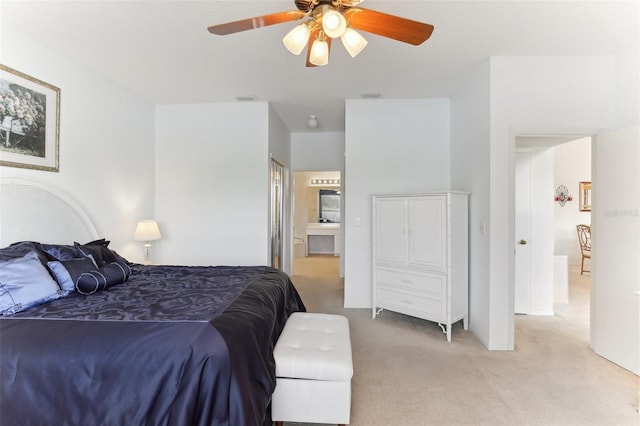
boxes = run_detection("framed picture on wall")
[0,64,60,172]
[579,181,592,212]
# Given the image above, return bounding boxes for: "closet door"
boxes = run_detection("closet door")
[374,197,406,264]
[408,196,446,270]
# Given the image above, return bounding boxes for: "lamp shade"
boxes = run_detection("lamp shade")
[283,23,310,55]
[322,8,347,38]
[309,38,329,66]
[341,28,368,57]
[134,220,162,241]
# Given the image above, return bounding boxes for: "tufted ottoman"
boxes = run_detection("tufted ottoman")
[272,312,353,426]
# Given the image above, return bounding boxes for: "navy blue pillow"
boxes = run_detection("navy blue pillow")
[47,257,97,292]
[41,244,82,261]
[74,242,106,266]
[47,258,132,295]
[75,239,131,266]
[0,241,48,265]
[74,261,132,294]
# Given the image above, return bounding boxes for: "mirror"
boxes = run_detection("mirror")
[579,181,591,212]
[318,189,340,223]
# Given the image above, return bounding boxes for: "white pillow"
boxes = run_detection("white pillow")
[0,251,66,315]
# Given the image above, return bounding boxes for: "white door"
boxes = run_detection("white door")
[591,125,640,374]
[514,150,532,314]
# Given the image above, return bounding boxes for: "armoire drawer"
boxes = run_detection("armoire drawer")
[376,286,445,320]
[376,268,445,295]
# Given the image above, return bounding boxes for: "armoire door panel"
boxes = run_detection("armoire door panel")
[374,198,406,263]
[408,197,446,269]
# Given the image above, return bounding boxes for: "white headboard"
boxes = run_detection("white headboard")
[0,178,99,248]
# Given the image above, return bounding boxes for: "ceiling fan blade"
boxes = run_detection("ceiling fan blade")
[208,10,306,35]
[305,28,318,67]
[345,8,434,45]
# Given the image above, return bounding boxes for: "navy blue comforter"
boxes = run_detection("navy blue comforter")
[0,265,305,426]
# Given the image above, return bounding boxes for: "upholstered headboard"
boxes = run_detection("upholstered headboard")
[0,178,99,248]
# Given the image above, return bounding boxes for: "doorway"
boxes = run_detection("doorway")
[292,170,342,278]
[513,135,592,337]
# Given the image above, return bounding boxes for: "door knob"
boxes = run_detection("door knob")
[519,239,528,245]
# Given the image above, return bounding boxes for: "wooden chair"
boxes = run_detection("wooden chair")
[576,224,591,274]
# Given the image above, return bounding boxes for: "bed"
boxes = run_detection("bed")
[0,178,306,425]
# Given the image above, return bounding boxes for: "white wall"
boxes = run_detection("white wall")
[344,98,451,308]
[614,49,640,128]
[553,137,592,266]
[0,26,156,262]
[154,102,270,266]
[291,132,345,171]
[451,61,491,347]
[489,55,621,352]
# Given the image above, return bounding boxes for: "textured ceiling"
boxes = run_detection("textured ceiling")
[2,0,637,132]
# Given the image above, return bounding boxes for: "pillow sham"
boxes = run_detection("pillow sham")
[0,251,66,315]
[74,242,106,266]
[47,257,97,292]
[85,238,110,247]
[41,244,83,261]
[0,241,48,265]
[74,240,130,266]
[47,257,132,295]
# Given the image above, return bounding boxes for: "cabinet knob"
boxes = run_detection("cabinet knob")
[519,239,528,245]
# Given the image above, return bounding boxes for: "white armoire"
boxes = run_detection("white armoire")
[372,192,469,342]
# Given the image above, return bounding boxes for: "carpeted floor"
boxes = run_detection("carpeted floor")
[287,255,639,426]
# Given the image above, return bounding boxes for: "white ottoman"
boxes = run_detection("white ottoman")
[272,312,353,426]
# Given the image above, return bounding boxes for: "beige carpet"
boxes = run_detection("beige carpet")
[288,255,639,426]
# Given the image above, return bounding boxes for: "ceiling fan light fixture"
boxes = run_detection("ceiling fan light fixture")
[309,37,329,66]
[283,22,311,55]
[322,7,347,38]
[341,28,368,57]
[307,114,319,128]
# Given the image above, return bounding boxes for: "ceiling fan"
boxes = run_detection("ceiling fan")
[207,0,434,67]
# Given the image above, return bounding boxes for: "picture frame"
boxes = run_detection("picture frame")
[0,64,60,172]
[579,181,592,212]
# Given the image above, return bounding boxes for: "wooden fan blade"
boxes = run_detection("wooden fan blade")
[208,10,306,35]
[305,29,332,68]
[345,8,434,45]
[305,28,319,67]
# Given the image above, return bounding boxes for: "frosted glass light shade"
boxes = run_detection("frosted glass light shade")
[322,8,347,38]
[283,23,311,55]
[309,38,329,66]
[341,28,368,57]
[134,220,162,241]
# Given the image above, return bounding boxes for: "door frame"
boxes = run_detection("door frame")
[508,129,596,347]
[270,157,285,270]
